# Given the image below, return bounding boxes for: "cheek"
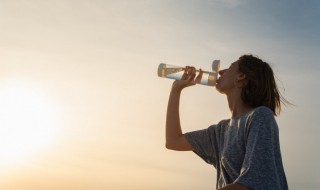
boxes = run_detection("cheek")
[215,81,227,93]
[215,78,235,92]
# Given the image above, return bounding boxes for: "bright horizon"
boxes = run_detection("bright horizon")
[0,0,319,189]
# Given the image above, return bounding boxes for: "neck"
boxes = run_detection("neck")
[226,90,253,118]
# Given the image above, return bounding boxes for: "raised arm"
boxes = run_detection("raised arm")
[165,66,202,151]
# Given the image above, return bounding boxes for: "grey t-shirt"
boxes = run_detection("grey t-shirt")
[185,106,288,190]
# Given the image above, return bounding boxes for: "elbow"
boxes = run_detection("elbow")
[165,135,192,151]
[165,142,176,150]
[165,140,177,150]
[165,139,186,150]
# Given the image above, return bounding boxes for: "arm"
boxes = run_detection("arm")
[165,67,202,151]
[165,86,192,150]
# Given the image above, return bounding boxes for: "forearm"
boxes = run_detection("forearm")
[165,67,199,151]
[165,87,183,148]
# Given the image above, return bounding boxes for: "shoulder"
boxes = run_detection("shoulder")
[248,106,278,131]
[217,119,230,126]
[206,119,230,133]
[250,106,275,120]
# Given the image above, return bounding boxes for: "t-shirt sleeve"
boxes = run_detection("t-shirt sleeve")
[235,107,287,190]
[184,125,219,166]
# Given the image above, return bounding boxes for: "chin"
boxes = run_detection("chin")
[215,85,225,94]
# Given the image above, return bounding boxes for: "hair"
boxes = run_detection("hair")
[237,54,290,116]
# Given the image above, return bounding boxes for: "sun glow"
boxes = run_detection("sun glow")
[0,79,59,169]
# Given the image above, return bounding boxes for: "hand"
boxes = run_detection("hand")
[171,66,203,91]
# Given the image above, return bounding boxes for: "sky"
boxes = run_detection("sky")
[0,0,319,189]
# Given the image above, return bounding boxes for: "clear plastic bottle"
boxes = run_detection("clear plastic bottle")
[157,60,220,86]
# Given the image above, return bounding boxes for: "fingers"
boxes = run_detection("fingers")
[187,67,196,82]
[181,67,188,80]
[195,69,203,84]
[174,66,201,90]
[182,66,196,82]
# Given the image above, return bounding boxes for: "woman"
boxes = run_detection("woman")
[165,55,289,190]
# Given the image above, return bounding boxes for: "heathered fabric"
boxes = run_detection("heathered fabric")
[185,106,288,190]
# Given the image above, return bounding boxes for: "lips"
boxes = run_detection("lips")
[216,77,222,84]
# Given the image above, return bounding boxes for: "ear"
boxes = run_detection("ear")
[237,73,246,81]
[236,73,247,87]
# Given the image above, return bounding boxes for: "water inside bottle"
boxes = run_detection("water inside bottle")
[158,63,184,80]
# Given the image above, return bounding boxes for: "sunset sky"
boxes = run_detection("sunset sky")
[0,0,319,189]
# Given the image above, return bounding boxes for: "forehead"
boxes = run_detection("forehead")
[230,61,239,68]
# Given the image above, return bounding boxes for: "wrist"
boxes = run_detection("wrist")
[171,83,183,94]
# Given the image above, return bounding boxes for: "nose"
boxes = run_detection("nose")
[218,69,226,76]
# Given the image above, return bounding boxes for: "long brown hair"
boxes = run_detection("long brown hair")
[238,55,289,116]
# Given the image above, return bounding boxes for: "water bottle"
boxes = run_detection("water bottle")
[157,60,220,86]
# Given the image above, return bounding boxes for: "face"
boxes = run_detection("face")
[216,61,243,94]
